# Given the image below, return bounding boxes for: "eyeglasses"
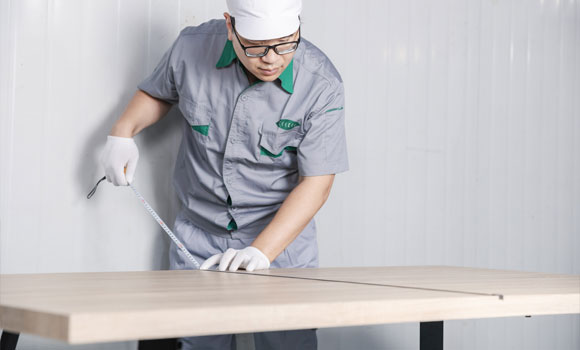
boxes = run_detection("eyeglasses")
[231,17,301,58]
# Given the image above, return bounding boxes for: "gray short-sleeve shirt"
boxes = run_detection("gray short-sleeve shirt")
[138,19,348,238]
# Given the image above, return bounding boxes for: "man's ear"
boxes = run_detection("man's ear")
[224,12,233,41]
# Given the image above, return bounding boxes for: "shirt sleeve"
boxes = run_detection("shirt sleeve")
[297,81,349,176]
[137,36,180,104]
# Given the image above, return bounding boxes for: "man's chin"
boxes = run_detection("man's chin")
[257,74,280,82]
[254,68,282,81]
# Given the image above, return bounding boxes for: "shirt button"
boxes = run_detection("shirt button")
[241,95,248,101]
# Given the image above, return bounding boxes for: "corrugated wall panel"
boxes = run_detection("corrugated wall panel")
[0,0,578,349]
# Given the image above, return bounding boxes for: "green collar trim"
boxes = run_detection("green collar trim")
[278,59,293,93]
[216,40,294,94]
[216,40,238,68]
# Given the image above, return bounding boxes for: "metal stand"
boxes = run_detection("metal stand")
[0,331,19,350]
[420,321,443,350]
[138,338,179,350]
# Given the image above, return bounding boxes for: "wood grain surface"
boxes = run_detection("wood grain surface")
[0,266,578,344]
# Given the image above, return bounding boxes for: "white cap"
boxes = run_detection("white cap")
[226,0,302,41]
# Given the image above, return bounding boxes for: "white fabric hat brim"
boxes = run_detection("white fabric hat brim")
[234,16,300,41]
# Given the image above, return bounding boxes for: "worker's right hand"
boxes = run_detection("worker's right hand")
[100,135,139,186]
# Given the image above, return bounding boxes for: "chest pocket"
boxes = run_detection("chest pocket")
[258,124,303,168]
[179,98,212,145]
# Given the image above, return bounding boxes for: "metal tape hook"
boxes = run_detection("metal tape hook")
[87,176,107,199]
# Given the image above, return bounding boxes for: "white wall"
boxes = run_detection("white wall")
[1,0,578,349]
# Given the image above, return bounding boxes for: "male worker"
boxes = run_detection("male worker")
[100,0,347,348]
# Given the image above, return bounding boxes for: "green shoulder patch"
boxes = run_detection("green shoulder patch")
[325,106,344,113]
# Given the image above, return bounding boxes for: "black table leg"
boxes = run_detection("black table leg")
[138,338,179,350]
[420,321,443,350]
[0,331,19,350]
[0,332,178,350]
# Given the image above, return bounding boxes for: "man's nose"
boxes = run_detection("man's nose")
[261,47,279,64]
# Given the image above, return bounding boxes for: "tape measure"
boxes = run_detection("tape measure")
[128,183,201,269]
[87,176,201,269]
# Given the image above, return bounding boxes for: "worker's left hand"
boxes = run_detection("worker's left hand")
[200,246,270,272]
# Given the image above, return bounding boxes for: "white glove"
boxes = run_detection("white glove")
[100,135,139,186]
[200,247,271,272]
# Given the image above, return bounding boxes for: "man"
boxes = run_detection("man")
[100,0,347,348]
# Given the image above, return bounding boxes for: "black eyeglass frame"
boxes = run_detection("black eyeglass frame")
[231,17,301,58]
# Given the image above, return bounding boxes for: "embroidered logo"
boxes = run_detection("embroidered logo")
[276,119,300,130]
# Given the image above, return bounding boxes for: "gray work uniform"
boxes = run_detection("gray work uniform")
[138,19,348,350]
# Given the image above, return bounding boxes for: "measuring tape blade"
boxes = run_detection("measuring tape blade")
[128,184,201,269]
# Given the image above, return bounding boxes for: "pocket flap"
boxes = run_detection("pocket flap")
[179,98,211,128]
[259,129,300,158]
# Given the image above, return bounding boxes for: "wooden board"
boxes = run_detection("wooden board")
[0,266,578,344]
